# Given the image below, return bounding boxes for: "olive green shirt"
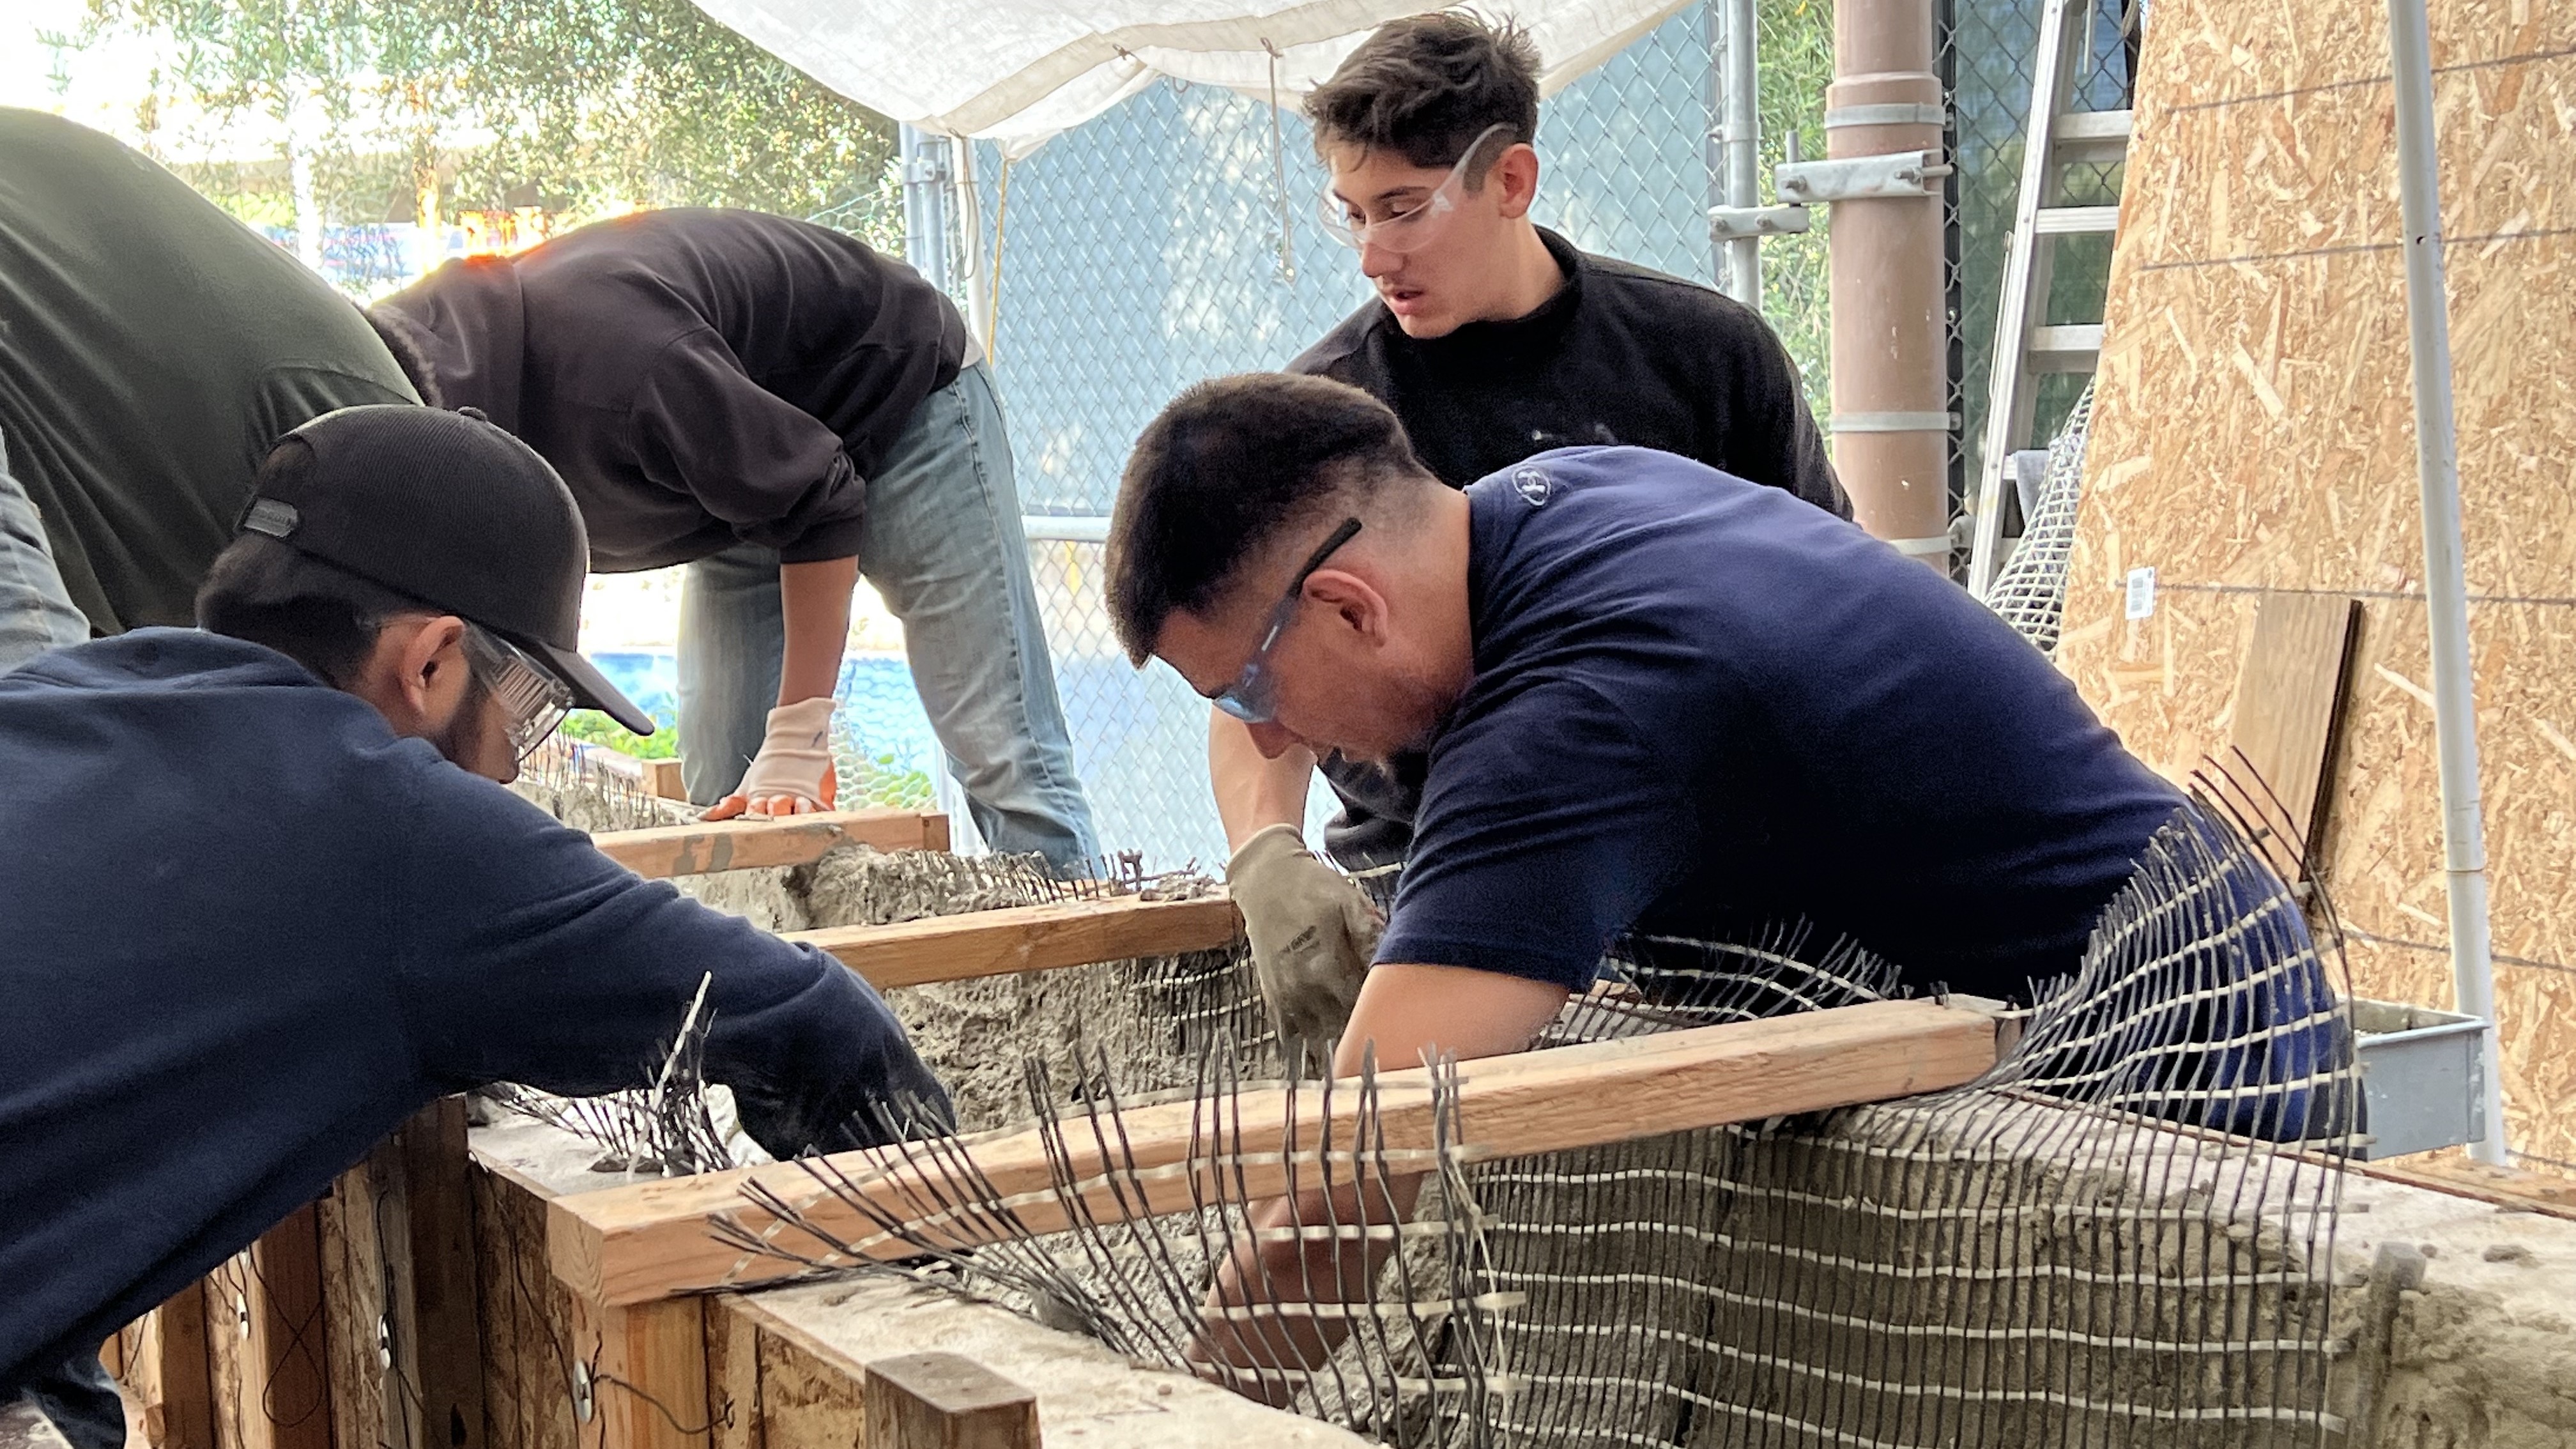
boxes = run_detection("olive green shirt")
[0,109,417,634]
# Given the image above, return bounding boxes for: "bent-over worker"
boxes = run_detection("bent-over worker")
[1218,15,1847,1057]
[1103,373,2334,1390]
[0,408,951,1430]
[375,209,1099,869]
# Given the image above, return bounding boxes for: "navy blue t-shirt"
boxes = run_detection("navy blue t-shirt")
[1374,447,2182,999]
[0,631,950,1397]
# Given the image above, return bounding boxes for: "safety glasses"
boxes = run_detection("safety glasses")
[1314,124,1512,254]
[1212,518,1363,725]
[461,622,574,763]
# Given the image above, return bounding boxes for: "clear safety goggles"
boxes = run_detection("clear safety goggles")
[1212,518,1363,725]
[1314,124,1512,254]
[461,622,574,763]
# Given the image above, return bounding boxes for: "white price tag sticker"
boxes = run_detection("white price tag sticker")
[2124,565,2158,620]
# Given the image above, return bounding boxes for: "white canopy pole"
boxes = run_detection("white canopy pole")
[2385,0,2508,1164]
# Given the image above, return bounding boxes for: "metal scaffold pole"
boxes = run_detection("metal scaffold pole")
[1713,0,1763,307]
[2385,0,2508,1163]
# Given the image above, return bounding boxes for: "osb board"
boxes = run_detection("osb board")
[470,1160,579,1449]
[2060,0,2576,1160]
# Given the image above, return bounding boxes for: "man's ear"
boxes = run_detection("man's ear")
[1493,144,1540,220]
[355,615,470,733]
[1305,568,1392,645]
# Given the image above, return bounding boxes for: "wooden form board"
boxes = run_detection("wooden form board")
[549,999,2003,1307]
[315,1099,486,1449]
[862,1354,1039,1449]
[594,809,951,879]
[119,1283,217,1449]
[2057,0,2576,1163]
[2227,591,2365,880]
[203,1205,330,1449]
[790,894,1243,990]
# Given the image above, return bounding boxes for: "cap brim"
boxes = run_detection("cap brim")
[527,640,660,737]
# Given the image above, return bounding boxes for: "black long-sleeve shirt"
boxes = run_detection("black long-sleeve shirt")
[377,208,969,571]
[0,631,951,1397]
[1287,228,1846,868]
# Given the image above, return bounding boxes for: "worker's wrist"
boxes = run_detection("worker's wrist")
[1227,823,1308,877]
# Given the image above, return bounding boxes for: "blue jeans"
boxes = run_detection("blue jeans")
[0,427,90,671]
[19,1353,124,1449]
[676,363,1099,873]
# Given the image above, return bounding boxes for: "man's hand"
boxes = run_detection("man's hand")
[1227,824,1381,1070]
[705,696,838,820]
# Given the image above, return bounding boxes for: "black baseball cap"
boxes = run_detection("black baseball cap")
[239,404,657,735]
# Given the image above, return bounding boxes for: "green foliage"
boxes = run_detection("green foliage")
[77,0,902,247]
[558,709,678,759]
[834,744,937,811]
[1756,0,1834,419]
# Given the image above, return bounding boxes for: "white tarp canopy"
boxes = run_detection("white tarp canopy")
[691,0,1702,156]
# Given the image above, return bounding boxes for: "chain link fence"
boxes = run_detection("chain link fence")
[902,1,2108,868]
[914,3,1837,867]
[1945,0,2135,524]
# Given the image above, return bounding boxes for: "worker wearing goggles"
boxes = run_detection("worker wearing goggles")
[1217,13,1848,1068]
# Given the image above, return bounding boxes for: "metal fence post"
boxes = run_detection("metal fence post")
[1712,0,1764,308]
[898,123,953,292]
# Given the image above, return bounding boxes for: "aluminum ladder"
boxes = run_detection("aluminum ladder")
[1965,0,2133,598]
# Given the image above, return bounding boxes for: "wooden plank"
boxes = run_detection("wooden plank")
[2226,591,2362,881]
[739,1308,866,1449]
[401,1098,487,1449]
[788,894,1242,992]
[703,1298,765,1449]
[549,999,2000,1307]
[468,1158,577,1449]
[125,1283,217,1449]
[211,1204,330,1449]
[864,1354,1038,1449]
[567,1296,709,1449]
[318,1142,397,1449]
[317,1099,486,1449]
[593,811,948,879]
[2356,1156,2576,1224]
[581,747,690,801]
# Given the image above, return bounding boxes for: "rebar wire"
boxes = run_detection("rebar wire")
[705,778,2353,1448]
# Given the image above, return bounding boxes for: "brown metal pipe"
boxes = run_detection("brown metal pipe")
[1827,0,1949,570]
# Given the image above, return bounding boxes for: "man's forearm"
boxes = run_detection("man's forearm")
[777,556,860,705]
[1209,709,1317,852]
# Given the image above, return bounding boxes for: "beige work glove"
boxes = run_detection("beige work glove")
[704,697,838,820]
[1227,824,1383,1075]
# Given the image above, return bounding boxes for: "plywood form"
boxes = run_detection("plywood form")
[2060,0,2576,1162]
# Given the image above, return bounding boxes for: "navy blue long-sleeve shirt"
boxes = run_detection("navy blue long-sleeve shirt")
[0,631,951,1395]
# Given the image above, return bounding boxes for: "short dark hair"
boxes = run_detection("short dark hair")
[361,303,444,409]
[1107,373,1423,663]
[196,532,439,687]
[1304,12,1542,172]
